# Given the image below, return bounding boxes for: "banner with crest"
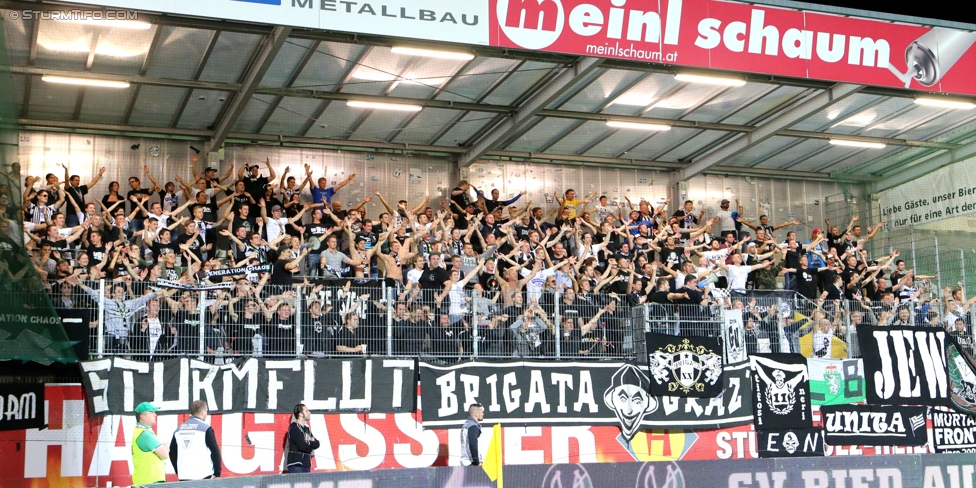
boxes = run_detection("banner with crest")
[645,333,724,398]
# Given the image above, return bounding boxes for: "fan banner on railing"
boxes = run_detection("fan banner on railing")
[750,354,812,430]
[78,357,417,417]
[722,309,747,364]
[808,358,866,406]
[757,428,825,458]
[418,360,753,430]
[858,326,950,406]
[932,409,976,453]
[645,332,724,398]
[821,404,928,447]
[0,384,45,432]
[945,334,976,416]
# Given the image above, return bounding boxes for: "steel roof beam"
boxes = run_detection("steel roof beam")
[210,25,292,149]
[8,65,240,91]
[457,56,604,167]
[677,83,863,180]
[870,137,976,193]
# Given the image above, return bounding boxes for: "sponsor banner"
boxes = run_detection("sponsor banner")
[60,0,976,97]
[58,0,488,45]
[0,384,44,432]
[757,428,824,458]
[490,0,976,97]
[418,360,753,431]
[946,334,976,416]
[723,309,747,364]
[78,357,416,417]
[932,409,976,453]
[808,358,866,405]
[858,326,950,406]
[751,354,811,430]
[156,279,235,291]
[205,264,272,278]
[822,405,928,447]
[645,332,723,398]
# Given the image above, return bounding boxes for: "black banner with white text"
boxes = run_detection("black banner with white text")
[0,384,44,432]
[645,332,724,398]
[821,404,928,446]
[858,326,950,406]
[757,428,824,458]
[418,360,753,430]
[932,409,976,453]
[78,357,416,417]
[751,354,812,430]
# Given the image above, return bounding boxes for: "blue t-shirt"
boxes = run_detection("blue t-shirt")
[310,186,335,205]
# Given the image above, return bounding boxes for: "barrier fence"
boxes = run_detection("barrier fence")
[72,280,975,362]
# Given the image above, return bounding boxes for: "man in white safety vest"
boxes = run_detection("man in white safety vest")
[170,400,222,480]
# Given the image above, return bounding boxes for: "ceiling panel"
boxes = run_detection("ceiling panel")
[128,85,186,127]
[582,126,671,158]
[788,93,885,132]
[260,38,317,89]
[435,57,520,104]
[544,121,612,155]
[25,81,80,119]
[653,130,730,162]
[78,86,132,123]
[505,117,582,153]
[385,55,470,100]
[391,108,468,145]
[145,27,217,80]
[88,25,156,74]
[555,69,645,112]
[428,111,496,146]
[348,109,418,143]
[1,15,32,66]
[721,86,811,125]
[232,94,277,134]
[481,61,559,106]
[259,96,322,136]
[33,19,92,70]
[809,145,907,173]
[603,73,683,110]
[643,83,726,116]
[682,82,776,124]
[722,136,808,166]
[198,31,264,83]
[291,42,367,91]
[176,89,231,129]
[302,102,362,140]
[11,74,26,118]
[750,138,826,169]
[340,47,417,96]
[786,145,876,172]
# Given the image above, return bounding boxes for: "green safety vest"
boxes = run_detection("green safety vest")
[132,426,166,485]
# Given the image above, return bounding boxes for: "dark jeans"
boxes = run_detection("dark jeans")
[287,465,310,474]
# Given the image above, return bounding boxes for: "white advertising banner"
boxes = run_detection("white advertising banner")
[878,158,976,229]
[55,0,489,45]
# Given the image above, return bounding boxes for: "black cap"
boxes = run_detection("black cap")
[204,167,217,173]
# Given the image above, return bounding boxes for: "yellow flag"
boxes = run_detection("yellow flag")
[482,423,503,488]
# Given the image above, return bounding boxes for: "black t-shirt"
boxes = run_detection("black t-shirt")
[660,246,684,269]
[86,244,107,265]
[158,190,180,213]
[177,233,203,260]
[304,223,331,255]
[672,210,698,228]
[334,326,363,353]
[232,214,258,235]
[242,176,270,202]
[794,267,820,299]
[64,185,88,214]
[450,187,468,213]
[429,323,460,357]
[673,287,703,306]
[420,266,451,289]
[150,240,178,261]
[270,259,293,286]
[126,189,152,215]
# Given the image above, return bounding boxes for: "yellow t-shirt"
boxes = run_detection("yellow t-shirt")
[564,199,580,219]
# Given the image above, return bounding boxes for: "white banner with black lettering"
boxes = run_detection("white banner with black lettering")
[78,357,416,417]
[858,326,950,406]
[821,405,928,447]
[723,309,747,363]
[418,360,753,431]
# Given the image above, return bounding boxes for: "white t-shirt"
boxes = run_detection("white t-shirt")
[407,268,423,285]
[266,217,289,243]
[526,268,555,303]
[702,248,730,274]
[726,265,752,290]
[714,210,735,233]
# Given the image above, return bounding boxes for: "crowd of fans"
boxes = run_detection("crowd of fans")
[1,156,973,363]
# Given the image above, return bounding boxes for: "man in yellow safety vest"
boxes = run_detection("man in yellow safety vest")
[132,402,168,484]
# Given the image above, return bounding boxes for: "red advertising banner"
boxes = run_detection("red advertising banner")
[0,385,931,488]
[490,0,976,96]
